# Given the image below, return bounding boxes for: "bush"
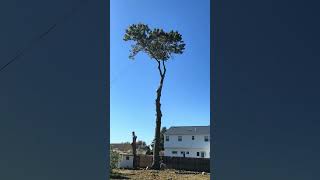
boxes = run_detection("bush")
[110,149,120,170]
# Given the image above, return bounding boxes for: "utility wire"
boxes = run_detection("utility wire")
[0,0,88,73]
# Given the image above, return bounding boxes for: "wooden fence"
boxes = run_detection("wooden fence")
[137,155,210,172]
[136,155,153,168]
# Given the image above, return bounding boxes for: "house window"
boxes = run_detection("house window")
[181,151,186,157]
[192,136,194,140]
[172,151,178,154]
[201,152,205,158]
[204,136,209,142]
[186,151,189,154]
[178,136,182,141]
[166,136,169,141]
[126,156,130,160]
[197,152,200,156]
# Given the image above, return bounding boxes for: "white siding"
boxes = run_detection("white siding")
[118,155,133,168]
[164,148,210,158]
[164,134,210,158]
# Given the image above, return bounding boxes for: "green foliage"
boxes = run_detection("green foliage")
[110,149,120,170]
[136,140,146,146]
[123,23,185,61]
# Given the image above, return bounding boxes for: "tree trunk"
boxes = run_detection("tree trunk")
[131,132,137,169]
[151,60,166,170]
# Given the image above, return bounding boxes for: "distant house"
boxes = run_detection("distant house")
[110,143,132,153]
[117,152,133,169]
[111,142,149,169]
[164,126,210,158]
[111,143,148,155]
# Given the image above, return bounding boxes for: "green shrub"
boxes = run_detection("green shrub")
[110,149,120,170]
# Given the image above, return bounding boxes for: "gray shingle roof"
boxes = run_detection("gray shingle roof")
[164,126,210,135]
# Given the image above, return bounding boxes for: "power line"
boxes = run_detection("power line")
[0,0,88,73]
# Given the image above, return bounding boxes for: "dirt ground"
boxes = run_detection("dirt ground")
[110,169,210,180]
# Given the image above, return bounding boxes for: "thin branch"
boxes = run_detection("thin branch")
[162,60,166,77]
[156,60,163,77]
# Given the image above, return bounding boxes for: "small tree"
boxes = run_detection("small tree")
[110,148,120,171]
[124,23,185,169]
[136,140,147,148]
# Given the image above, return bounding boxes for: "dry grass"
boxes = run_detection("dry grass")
[110,169,210,180]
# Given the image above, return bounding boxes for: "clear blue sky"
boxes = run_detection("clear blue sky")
[110,0,210,145]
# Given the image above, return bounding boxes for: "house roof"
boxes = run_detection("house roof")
[164,126,210,135]
[111,143,148,155]
[110,143,132,152]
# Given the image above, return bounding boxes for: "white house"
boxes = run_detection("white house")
[117,153,133,169]
[164,126,210,158]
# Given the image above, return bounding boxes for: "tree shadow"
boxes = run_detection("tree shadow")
[110,172,130,179]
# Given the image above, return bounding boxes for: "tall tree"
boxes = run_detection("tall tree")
[124,23,185,169]
[131,131,137,169]
[151,127,167,151]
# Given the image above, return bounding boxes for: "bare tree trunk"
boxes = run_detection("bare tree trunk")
[131,131,137,169]
[151,60,166,170]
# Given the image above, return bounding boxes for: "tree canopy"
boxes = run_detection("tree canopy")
[123,23,185,61]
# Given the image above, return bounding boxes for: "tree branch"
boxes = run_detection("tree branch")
[162,60,166,77]
[157,60,163,77]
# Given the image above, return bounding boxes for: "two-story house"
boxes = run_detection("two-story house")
[163,126,210,158]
